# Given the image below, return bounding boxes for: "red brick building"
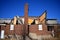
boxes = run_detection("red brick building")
[0,3,60,40]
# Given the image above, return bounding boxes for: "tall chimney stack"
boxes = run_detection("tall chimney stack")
[24,3,28,25]
[23,3,28,40]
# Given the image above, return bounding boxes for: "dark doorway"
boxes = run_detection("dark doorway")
[47,26,54,31]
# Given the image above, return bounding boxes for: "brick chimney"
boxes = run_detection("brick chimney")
[24,3,28,35]
[24,3,28,25]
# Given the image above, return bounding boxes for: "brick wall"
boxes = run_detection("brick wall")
[1,24,50,35]
[4,25,10,35]
[14,25,23,35]
[4,25,23,35]
[29,24,51,35]
[0,24,58,36]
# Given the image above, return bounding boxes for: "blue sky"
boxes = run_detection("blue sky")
[0,0,60,21]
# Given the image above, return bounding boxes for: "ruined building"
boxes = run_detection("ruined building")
[0,3,60,40]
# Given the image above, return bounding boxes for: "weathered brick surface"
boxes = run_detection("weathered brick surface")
[4,25,14,35]
[0,24,58,36]
[14,25,23,35]
[1,24,49,35]
[4,25,23,35]
[29,24,50,35]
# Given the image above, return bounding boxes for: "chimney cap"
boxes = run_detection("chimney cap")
[25,3,28,6]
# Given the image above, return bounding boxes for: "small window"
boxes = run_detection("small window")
[47,26,54,31]
[10,24,14,30]
[38,25,43,30]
